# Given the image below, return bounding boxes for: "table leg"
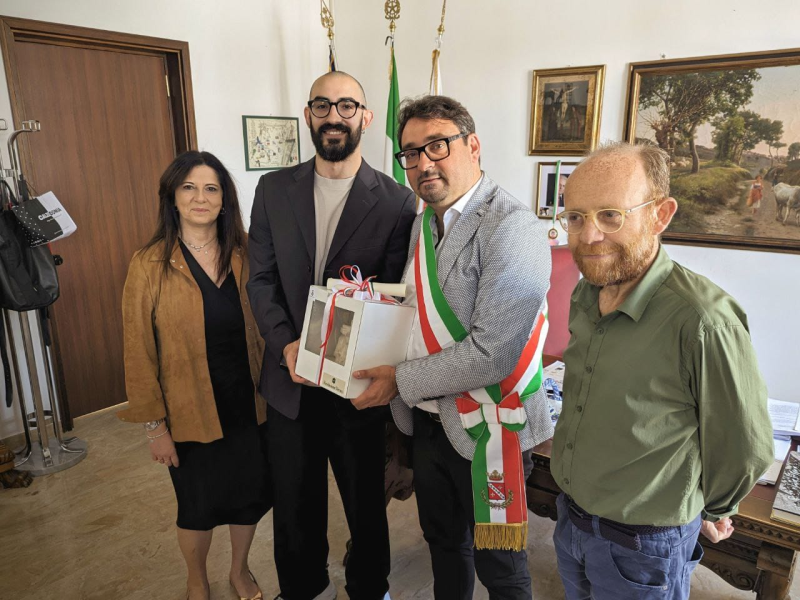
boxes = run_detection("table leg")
[755,542,795,600]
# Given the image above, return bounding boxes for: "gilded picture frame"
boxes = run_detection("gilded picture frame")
[624,48,800,253]
[528,65,605,156]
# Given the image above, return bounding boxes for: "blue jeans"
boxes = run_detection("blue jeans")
[553,494,704,600]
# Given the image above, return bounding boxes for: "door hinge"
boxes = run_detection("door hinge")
[165,74,171,98]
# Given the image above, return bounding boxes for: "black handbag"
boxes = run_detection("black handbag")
[0,182,60,311]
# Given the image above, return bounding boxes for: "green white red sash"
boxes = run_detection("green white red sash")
[412,205,548,551]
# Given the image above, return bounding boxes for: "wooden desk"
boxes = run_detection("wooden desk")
[526,440,799,599]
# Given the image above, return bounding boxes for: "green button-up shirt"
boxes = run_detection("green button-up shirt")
[551,247,773,526]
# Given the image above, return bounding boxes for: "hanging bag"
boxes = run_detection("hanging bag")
[0,180,60,311]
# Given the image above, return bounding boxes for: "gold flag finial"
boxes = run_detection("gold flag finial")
[430,0,447,94]
[385,0,400,36]
[320,0,335,40]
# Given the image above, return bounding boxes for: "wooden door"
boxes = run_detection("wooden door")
[0,18,197,419]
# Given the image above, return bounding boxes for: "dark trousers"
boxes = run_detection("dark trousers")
[267,388,390,600]
[412,409,533,600]
[553,493,703,600]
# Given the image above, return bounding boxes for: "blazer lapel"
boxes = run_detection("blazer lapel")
[287,158,316,263]
[325,160,378,269]
[230,247,244,289]
[436,175,497,288]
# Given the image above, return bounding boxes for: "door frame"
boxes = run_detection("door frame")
[0,16,198,429]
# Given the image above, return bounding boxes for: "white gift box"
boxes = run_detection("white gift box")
[296,285,416,399]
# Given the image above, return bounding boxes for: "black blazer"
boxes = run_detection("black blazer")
[247,157,416,419]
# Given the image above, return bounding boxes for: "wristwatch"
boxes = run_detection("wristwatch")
[144,419,165,432]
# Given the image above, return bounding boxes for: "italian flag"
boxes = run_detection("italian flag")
[412,205,549,551]
[383,48,404,186]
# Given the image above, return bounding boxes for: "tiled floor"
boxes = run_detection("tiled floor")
[0,408,795,599]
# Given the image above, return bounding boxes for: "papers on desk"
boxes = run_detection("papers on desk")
[543,360,565,388]
[768,398,800,436]
[759,436,792,485]
[759,398,800,486]
[543,361,565,424]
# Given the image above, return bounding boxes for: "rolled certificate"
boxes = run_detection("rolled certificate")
[326,278,409,298]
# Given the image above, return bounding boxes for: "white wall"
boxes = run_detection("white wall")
[0,0,797,438]
[334,0,800,403]
[0,0,328,437]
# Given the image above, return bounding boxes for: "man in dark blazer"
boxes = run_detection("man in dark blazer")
[247,71,415,600]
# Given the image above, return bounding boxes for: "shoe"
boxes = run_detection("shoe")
[230,570,263,600]
[314,580,337,600]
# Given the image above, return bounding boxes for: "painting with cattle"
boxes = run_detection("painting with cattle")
[625,49,800,253]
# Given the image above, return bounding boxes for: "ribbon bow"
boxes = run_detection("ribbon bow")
[456,390,527,439]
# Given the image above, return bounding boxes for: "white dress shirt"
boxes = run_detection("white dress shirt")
[402,175,483,413]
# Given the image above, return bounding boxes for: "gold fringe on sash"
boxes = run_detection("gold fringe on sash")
[473,523,528,552]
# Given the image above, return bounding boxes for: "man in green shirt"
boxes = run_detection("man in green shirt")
[550,141,773,600]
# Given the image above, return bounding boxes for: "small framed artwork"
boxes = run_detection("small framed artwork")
[242,115,300,171]
[535,161,579,219]
[624,48,800,253]
[529,65,605,156]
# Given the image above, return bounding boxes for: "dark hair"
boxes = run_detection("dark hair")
[145,150,246,278]
[397,95,476,146]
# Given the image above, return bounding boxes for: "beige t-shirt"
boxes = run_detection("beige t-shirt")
[314,172,356,286]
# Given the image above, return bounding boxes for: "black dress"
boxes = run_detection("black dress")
[168,242,271,531]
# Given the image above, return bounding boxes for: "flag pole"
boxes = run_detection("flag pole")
[320,0,337,71]
[384,0,405,186]
[429,0,447,95]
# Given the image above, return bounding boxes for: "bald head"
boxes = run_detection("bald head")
[309,71,367,106]
[568,142,670,206]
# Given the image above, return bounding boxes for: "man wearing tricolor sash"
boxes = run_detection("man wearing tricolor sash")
[353,96,552,599]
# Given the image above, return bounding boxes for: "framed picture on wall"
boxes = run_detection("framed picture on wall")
[242,115,300,171]
[624,48,800,253]
[535,161,579,219]
[528,65,605,156]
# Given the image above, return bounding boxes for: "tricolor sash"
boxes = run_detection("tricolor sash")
[412,205,548,551]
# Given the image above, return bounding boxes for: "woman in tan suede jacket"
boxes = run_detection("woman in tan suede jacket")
[119,150,268,600]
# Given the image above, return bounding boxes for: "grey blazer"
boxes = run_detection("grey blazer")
[391,174,554,460]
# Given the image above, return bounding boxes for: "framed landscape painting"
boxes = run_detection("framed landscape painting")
[242,115,300,171]
[624,48,800,253]
[529,65,605,156]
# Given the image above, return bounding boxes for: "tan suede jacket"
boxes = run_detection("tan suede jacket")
[117,241,266,442]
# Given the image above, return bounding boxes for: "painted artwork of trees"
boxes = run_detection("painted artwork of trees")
[632,64,800,247]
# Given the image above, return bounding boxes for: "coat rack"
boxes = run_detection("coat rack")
[0,118,87,475]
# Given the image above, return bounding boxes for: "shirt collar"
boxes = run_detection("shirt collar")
[573,245,674,323]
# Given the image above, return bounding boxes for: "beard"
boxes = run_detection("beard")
[572,228,657,287]
[310,122,361,162]
[414,169,450,205]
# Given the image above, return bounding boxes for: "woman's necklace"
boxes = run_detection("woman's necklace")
[180,236,217,255]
